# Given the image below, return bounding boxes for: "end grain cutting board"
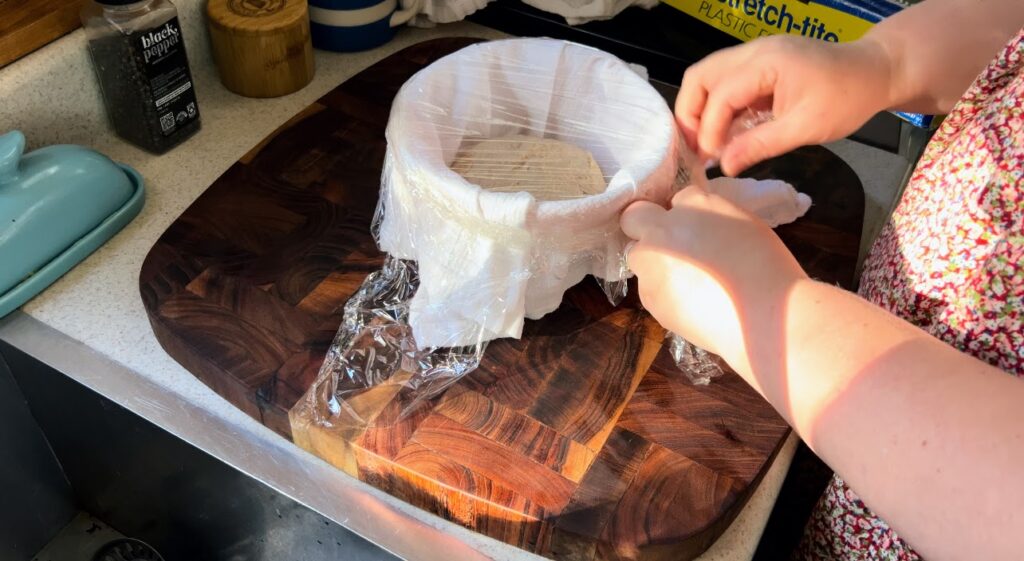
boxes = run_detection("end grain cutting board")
[140,37,864,561]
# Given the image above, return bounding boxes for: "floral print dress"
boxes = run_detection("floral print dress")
[795,27,1024,560]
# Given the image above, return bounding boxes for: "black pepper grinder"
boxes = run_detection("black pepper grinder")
[82,0,201,154]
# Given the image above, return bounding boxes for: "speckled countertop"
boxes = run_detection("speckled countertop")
[0,2,908,559]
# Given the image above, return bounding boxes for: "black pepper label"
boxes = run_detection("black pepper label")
[134,18,199,137]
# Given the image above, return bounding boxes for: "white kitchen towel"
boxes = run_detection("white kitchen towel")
[706,176,812,227]
[523,0,657,24]
[375,39,812,349]
[411,0,488,26]
[376,38,678,348]
[411,0,656,26]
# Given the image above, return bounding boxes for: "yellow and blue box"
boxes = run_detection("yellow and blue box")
[662,0,932,127]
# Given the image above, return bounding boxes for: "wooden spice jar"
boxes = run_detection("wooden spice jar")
[207,0,315,98]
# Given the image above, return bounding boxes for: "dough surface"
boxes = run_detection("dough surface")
[450,134,606,200]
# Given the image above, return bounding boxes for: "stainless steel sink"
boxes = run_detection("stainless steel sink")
[0,342,398,561]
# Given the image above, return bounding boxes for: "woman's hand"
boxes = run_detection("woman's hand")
[620,187,807,373]
[677,35,893,176]
[621,190,1024,561]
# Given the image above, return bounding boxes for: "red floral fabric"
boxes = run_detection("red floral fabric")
[796,27,1024,560]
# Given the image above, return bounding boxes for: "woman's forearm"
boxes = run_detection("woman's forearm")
[864,0,1023,115]
[732,279,1024,560]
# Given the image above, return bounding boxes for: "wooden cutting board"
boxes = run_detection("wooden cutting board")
[0,0,83,68]
[140,37,864,560]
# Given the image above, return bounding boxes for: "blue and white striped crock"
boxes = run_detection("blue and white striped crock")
[308,0,422,52]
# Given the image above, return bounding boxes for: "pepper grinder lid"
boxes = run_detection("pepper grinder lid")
[206,0,315,98]
[93,0,153,5]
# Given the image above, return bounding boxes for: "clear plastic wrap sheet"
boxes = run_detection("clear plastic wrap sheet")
[291,41,800,430]
[666,107,777,386]
[290,257,485,427]
[668,334,728,385]
[372,38,679,349]
[292,38,679,427]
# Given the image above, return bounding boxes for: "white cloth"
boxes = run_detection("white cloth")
[377,39,678,348]
[410,0,656,26]
[522,0,657,24]
[376,39,812,349]
[410,0,487,26]
[707,176,812,227]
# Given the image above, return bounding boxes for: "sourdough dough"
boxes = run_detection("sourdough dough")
[450,134,606,200]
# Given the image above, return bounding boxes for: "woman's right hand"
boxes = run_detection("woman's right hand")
[620,187,807,372]
[677,34,894,176]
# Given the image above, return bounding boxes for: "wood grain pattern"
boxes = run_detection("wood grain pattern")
[206,0,315,98]
[0,0,82,67]
[140,37,866,560]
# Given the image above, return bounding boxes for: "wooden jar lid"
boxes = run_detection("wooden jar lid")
[207,0,315,98]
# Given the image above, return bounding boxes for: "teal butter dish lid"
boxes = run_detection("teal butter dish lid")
[0,130,145,317]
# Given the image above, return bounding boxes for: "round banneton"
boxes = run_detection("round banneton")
[384,37,678,237]
[378,38,680,346]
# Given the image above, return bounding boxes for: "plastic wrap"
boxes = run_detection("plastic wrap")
[668,107,783,386]
[291,38,678,426]
[373,38,678,349]
[290,257,486,427]
[291,41,809,429]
